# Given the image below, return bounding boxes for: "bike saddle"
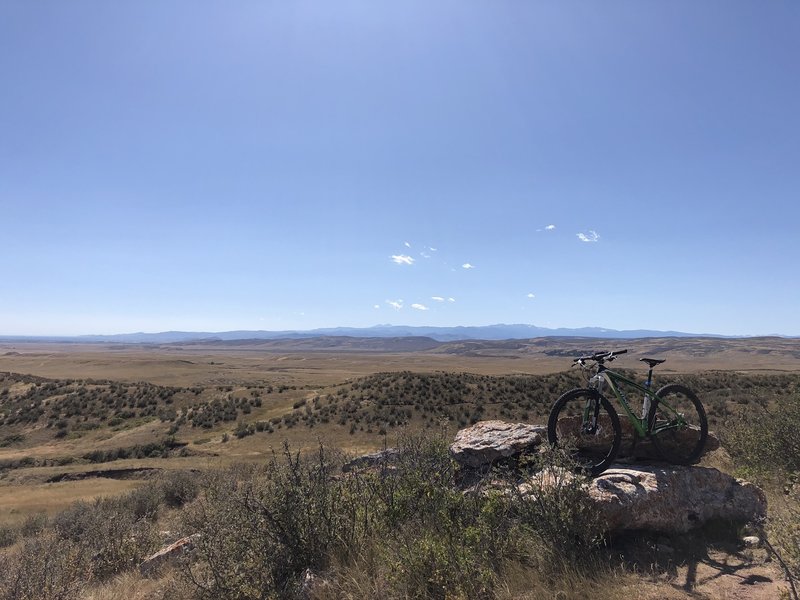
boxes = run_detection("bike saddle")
[640,358,666,367]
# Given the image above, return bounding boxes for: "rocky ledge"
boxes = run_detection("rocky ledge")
[450,419,720,470]
[450,420,764,533]
[586,465,766,533]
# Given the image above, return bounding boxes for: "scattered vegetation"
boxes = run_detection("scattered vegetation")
[0,472,200,599]
[724,392,800,597]
[4,369,800,451]
[0,372,277,442]
[0,437,611,600]
[175,436,606,599]
[271,369,800,435]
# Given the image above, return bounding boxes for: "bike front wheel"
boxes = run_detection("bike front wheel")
[647,384,708,465]
[547,388,621,476]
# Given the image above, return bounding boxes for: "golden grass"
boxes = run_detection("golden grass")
[79,571,177,600]
[0,478,143,525]
[3,337,799,390]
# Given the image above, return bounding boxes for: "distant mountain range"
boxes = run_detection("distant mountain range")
[0,323,775,344]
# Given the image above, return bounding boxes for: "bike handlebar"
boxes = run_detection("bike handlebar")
[572,349,628,366]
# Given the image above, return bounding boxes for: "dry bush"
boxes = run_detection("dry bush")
[0,525,19,549]
[723,394,800,598]
[0,483,165,600]
[0,531,91,600]
[177,436,607,600]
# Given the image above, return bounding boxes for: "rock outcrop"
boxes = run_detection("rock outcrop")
[450,419,719,469]
[587,465,766,533]
[448,420,764,533]
[450,420,546,468]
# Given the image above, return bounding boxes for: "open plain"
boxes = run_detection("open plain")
[1,335,798,522]
[0,336,798,599]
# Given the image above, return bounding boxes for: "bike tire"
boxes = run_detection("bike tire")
[647,384,708,465]
[547,388,622,476]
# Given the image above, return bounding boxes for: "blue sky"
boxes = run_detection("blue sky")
[1,1,798,336]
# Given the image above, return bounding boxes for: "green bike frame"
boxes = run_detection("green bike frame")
[592,367,682,438]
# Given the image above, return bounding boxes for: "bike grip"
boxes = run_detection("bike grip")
[615,349,628,355]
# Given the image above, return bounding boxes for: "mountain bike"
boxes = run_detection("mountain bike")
[546,349,708,476]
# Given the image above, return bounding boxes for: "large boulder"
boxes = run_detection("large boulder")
[588,465,766,533]
[450,420,546,468]
[617,418,719,459]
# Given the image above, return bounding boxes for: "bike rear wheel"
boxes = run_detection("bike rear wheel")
[547,388,621,476]
[647,384,708,465]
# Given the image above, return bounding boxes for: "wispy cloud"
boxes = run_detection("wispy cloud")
[448,297,456,302]
[386,299,403,310]
[411,303,428,311]
[429,247,438,252]
[373,304,380,309]
[577,230,600,243]
[404,241,411,248]
[527,293,536,299]
[462,263,475,269]
[420,251,431,259]
[545,224,556,231]
[391,254,415,265]
[431,296,445,302]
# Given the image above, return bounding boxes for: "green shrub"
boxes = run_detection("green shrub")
[0,532,90,600]
[177,436,605,599]
[50,488,161,581]
[0,525,18,549]
[723,396,800,475]
[723,394,800,593]
[19,513,48,538]
[159,471,200,508]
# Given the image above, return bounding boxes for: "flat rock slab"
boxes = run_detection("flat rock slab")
[588,465,766,533]
[451,419,720,469]
[450,420,546,468]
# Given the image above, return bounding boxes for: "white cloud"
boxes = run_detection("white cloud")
[420,251,431,259]
[386,299,403,310]
[429,247,438,252]
[391,254,415,265]
[545,224,556,230]
[527,293,536,299]
[431,296,445,302]
[448,297,456,302]
[462,263,475,269]
[411,303,428,311]
[404,241,411,248]
[373,304,380,309]
[577,230,600,243]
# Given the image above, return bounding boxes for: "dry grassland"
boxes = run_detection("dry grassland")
[0,337,798,524]
[0,337,797,599]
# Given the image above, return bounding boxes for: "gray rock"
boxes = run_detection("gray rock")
[588,465,766,533]
[450,420,546,468]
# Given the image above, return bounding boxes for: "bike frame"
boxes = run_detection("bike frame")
[593,366,683,438]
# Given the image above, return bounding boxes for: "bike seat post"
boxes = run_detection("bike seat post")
[645,367,653,388]
[641,367,654,420]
